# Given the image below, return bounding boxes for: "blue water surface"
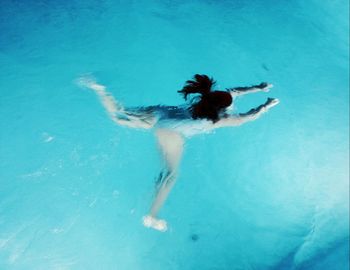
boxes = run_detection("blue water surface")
[0,0,349,269]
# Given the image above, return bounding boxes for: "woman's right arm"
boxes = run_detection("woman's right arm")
[215,98,279,128]
[227,83,273,97]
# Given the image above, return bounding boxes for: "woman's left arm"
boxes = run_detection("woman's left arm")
[215,98,279,128]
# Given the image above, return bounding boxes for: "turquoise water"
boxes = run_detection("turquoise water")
[0,0,349,269]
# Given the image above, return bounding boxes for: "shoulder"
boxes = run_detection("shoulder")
[214,114,240,128]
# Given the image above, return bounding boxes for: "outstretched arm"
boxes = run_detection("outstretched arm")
[216,98,279,128]
[227,82,273,97]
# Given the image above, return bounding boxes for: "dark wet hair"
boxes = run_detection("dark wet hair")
[178,74,232,122]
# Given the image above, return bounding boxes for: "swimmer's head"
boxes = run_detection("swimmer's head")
[178,74,215,99]
[205,91,233,108]
[178,74,233,122]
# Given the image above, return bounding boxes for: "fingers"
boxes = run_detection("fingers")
[266,98,280,108]
[266,83,273,89]
[261,83,273,92]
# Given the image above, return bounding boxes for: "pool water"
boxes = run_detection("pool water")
[0,0,349,269]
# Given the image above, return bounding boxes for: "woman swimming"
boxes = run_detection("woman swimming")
[79,74,279,232]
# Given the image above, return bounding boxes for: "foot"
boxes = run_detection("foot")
[142,215,167,232]
[256,82,273,92]
[77,76,106,93]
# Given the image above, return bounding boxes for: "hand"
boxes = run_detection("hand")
[257,82,273,92]
[265,97,280,109]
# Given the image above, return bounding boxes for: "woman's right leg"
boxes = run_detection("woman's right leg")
[78,77,157,129]
[143,128,184,232]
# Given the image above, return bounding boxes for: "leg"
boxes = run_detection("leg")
[143,129,184,232]
[78,77,157,129]
[227,82,273,97]
[217,98,279,127]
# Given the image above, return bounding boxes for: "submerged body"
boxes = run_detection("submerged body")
[124,105,218,137]
[79,76,279,232]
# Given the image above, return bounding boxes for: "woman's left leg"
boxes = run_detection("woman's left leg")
[79,77,157,129]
